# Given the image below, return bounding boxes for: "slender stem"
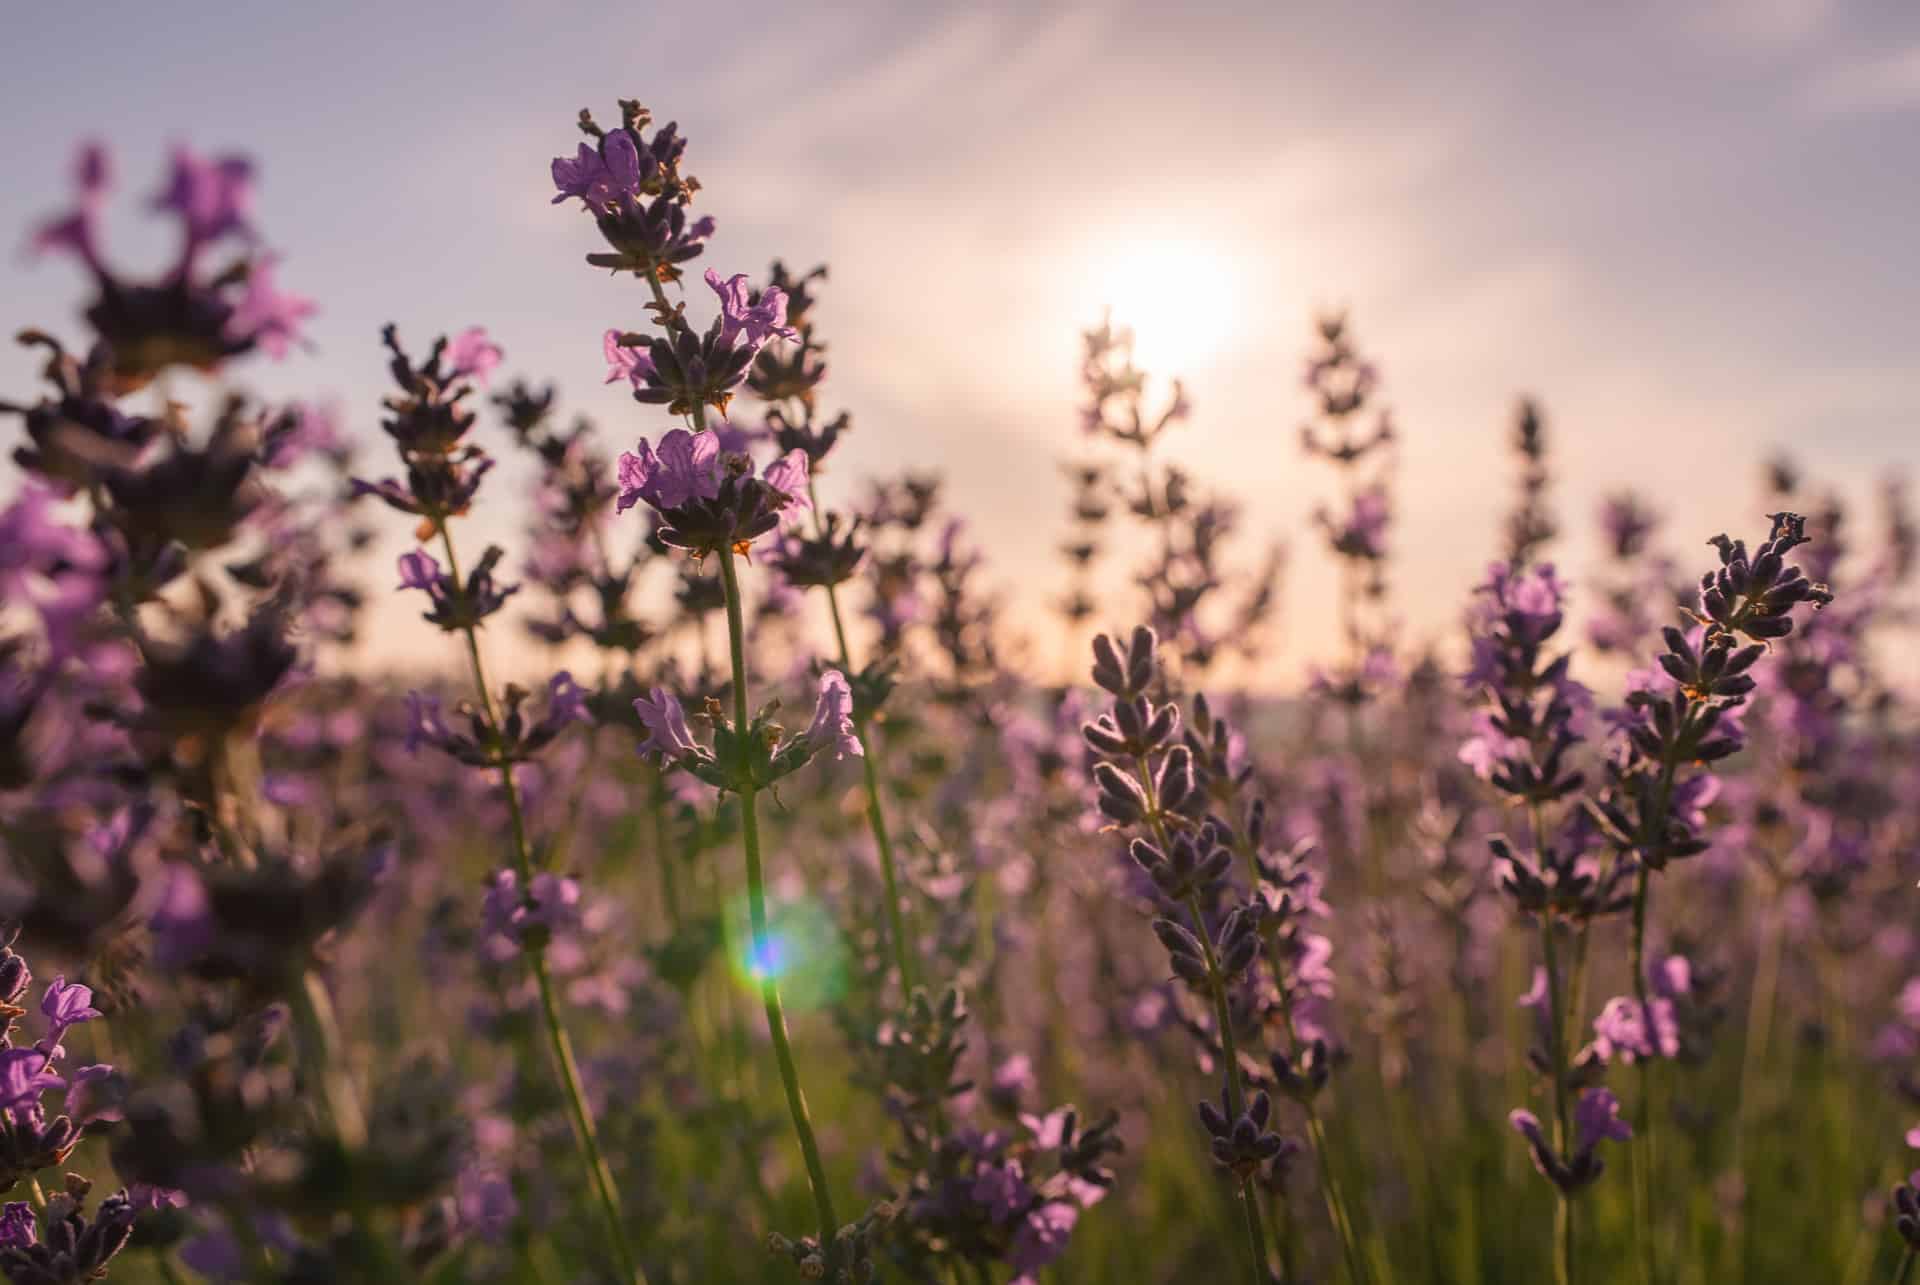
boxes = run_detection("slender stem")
[1734,888,1781,1274]
[438,526,645,1285]
[720,548,842,1262]
[1895,1246,1917,1285]
[1271,1180,1295,1285]
[291,970,368,1149]
[1305,1106,1367,1285]
[1630,866,1656,1285]
[1541,910,1574,1285]
[807,476,916,992]
[649,764,683,926]
[1241,1178,1274,1283]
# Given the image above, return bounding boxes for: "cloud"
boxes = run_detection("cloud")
[1690,0,1837,54]
[1798,44,1920,116]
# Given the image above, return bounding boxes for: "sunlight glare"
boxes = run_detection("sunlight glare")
[1091,242,1242,375]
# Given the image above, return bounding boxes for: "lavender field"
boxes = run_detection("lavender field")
[3,21,1920,1285]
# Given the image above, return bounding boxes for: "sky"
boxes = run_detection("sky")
[2,0,1916,684]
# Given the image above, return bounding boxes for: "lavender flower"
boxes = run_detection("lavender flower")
[614,429,808,555]
[1510,1087,1632,1195]
[26,141,309,389]
[396,547,518,630]
[351,325,502,529]
[602,269,796,418]
[632,687,701,765]
[803,670,863,761]
[551,100,713,281]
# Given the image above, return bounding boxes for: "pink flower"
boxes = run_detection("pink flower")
[803,671,863,761]
[633,687,700,762]
[602,329,653,389]
[761,450,811,527]
[615,429,725,514]
[225,254,315,358]
[446,327,503,383]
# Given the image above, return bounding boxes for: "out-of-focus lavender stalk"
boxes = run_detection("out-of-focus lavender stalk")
[803,474,917,993]
[1224,808,1367,1285]
[1084,629,1279,1281]
[1534,800,1577,1285]
[436,521,646,1285]
[1134,753,1276,1281]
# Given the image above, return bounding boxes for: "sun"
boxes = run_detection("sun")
[1088,241,1242,375]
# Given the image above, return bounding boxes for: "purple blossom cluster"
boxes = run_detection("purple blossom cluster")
[0,92,1917,1285]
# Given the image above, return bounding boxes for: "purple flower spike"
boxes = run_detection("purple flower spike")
[446,327,504,384]
[0,1203,34,1250]
[529,672,592,746]
[762,450,811,527]
[151,145,255,250]
[1575,1087,1633,1148]
[653,430,725,508]
[0,1049,63,1112]
[804,670,863,761]
[550,143,603,206]
[705,269,799,348]
[0,483,109,655]
[616,429,725,514]
[551,133,642,213]
[633,687,700,762]
[602,329,654,389]
[40,975,101,1052]
[64,1063,119,1124]
[397,549,441,592]
[224,254,315,358]
[1508,1108,1548,1155]
[1591,994,1679,1064]
[1008,1202,1081,1285]
[404,690,454,756]
[27,141,112,268]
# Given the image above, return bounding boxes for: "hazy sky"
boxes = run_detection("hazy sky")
[3,1,1915,681]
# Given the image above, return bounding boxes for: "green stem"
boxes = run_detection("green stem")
[1241,1178,1274,1283]
[650,764,683,926]
[1541,910,1574,1285]
[1733,890,1782,1271]
[1895,1246,1917,1285]
[438,526,645,1285]
[1630,866,1656,1285]
[1305,1107,1367,1285]
[292,970,367,1150]
[720,548,842,1263]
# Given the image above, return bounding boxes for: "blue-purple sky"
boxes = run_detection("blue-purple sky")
[4,1,1915,679]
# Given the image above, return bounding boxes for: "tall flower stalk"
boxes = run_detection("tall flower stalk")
[368,325,644,1284]
[554,96,899,1279]
[1083,627,1280,1281]
[1461,559,1631,1284]
[1583,512,1832,1278]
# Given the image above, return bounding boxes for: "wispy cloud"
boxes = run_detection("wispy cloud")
[1798,44,1920,116]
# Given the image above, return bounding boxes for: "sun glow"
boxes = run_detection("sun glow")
[1088,241,1243,375]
